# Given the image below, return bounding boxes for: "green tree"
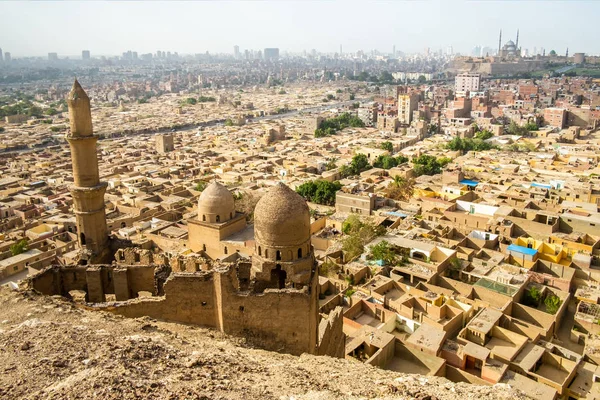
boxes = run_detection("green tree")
[45,108,59,116]
[195,181,207,192]
[350,153,371,175]
[385,176,415,201]
[381,141,393,153]
[349,94,355,100]
[185,97,197,105]
[474,130,493,140]
[418,75,427,84]
[524,122,539,131]
[507,121,528,136]
[544,294,562,315]
[325,158,337,171]
[224,119,234,126]
[523,286,542,307]
[198,96,216,102]
[413,155,448,176]
[342,233,364,262]
[296,180,342,206]
[0,127,4,133]
[369,240,397,265]
[10,239,28,256]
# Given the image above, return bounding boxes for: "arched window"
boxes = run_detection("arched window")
[265,249,269,258]
[202,215,206,222]
[202,244,206,252]
[121,222,126,228]
[298,248,302,258]
[216,215,220,223]
[224,246,228,255]
[258,246,262,256]
[230,212,233,219]
[80,233,86,245]
[276,250,281,261]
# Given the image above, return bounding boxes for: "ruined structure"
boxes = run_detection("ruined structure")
[65,80,110,263]
[28,183,344,356]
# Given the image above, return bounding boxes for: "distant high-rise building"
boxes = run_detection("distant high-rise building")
[234,45,240,59]
[397,87,419,125]
[393,45,396,57]
[82,50,90,60]
[455,73,481,96]
[244,49,249,60]
[48,52,58,61]
[0,48,3,63]
[132,51,138,60]
[263,48,279,61]
[4,52,11,62]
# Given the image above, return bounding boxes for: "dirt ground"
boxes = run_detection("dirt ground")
[0,287,529,399]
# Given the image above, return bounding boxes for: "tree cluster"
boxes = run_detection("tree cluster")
[372,154,409,170]
[339,154,371,178]
[295,180,342,206]
[384,176,415,201]
[412,155,452,176]
[198,96,216,103]
[380,141,393,152]
[341,215,385,262]
[446,136,495,152]
[10,240,28,256]
[315,112,365,137]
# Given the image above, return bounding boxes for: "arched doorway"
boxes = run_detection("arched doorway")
[271,265,287,289]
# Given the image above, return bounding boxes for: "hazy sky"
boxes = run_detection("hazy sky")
[1,1,599,57]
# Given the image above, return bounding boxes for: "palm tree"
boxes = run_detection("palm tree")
[392,175,405,188]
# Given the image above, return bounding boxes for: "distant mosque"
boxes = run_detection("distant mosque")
[498,29,522,58]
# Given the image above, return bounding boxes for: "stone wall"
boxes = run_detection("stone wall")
[27,262,343,358]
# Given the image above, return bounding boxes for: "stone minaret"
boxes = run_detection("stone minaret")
[66,80,109,262]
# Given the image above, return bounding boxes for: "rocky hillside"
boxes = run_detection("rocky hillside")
[0,287,528,399]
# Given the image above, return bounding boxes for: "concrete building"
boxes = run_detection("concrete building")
[398,87,419,125]
[455,73,481,97]
[48,52,58,61]
[544,108,567,129]
[82,50,91,60]
[65,80,109,263]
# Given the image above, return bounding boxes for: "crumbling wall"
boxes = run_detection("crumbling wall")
[26,265,158,301]
[216,265,319,356]
[316,307,345,358]
[171,255,211,272]
[27,262,342,358]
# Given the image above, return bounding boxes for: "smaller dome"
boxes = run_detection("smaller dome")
[198,181,235,223]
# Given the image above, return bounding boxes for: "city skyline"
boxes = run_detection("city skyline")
[1,0,599,57]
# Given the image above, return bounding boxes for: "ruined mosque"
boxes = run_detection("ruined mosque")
[26,80,345,358]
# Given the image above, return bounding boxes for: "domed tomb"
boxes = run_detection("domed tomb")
[198,181,235,223]
[254,182,310,247]
[252,183,314,289]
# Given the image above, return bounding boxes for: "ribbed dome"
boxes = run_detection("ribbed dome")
[254,183,310,247]
[198,181,235,223]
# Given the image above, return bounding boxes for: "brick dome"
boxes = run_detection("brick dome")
[254,183,310,247]
[198,181,235,223]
